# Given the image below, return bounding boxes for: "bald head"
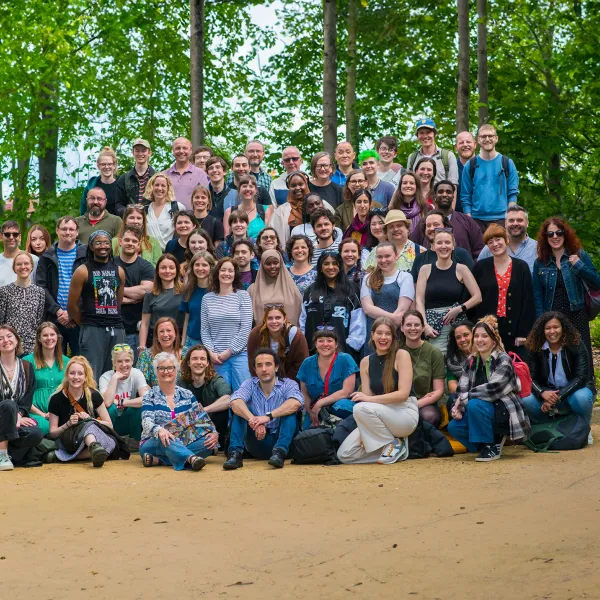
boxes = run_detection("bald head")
[172,137,192,166]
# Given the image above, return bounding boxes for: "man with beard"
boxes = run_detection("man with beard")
[455,131,477,212]
[75,188,122,244]
[476,204,537,273]
[410,180,483,259]
[68,230,126,382]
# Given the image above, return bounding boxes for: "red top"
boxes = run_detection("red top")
[495,261,513,317]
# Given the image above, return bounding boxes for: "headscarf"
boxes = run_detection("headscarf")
[343,214,370,248]
[87,230,113,262]
[249,249,302,325]
[286,172,309,228]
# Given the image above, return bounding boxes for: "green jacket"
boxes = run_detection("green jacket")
[75,211,123,244]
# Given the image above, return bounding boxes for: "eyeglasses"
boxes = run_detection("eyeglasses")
[157,365,176,373]
[282,156,301,163]
[113,344,132,353]
[478,134,497,140]
[316,163,331,170]
[264,302,284,309]
[546,230,565,238]
[2,232,19,238]
[93,240,112,246]
[87,196,105,202]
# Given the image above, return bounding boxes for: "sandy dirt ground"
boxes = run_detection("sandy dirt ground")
[2,427,600,600]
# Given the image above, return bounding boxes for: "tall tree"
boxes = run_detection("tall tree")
[345,0,359,149]
[323,0,338,153]
[190,0,205,146]
[456,0,470,133]
[477,0,489,126]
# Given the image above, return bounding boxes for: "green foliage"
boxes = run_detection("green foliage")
[591,316,600,349]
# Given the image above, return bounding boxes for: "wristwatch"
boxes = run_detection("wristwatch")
[460,304,467,313]
[266,412,274,421]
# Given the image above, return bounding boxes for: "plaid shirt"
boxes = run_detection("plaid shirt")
[456,350,530,442]
[226,167,272,191]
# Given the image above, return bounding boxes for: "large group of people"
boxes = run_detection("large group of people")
[0,121,598,473]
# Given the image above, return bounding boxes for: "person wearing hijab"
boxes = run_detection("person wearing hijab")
[248,249,303,326]
[270,171,310,247]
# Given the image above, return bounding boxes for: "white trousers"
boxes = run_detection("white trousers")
[337,399,419,464]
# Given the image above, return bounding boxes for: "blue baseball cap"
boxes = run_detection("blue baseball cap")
[415,118,437,133]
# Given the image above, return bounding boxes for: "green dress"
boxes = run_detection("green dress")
[22,354,69,435]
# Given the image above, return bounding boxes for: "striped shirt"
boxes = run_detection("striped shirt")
[230,377,304,430]
[200,290,253,355]
[136,168,151,202]
[56,246,78,310]
[312,237,341,266]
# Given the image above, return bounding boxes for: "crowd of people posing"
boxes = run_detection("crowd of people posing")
[0,119,598,472]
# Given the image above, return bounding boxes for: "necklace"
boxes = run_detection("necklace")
[241,203,257,218]
[408,343,424,369]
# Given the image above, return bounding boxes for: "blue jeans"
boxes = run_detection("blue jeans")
[182,336,201,358]
[447,398,495,453]
[229,412,298,458]
[521,388,594,425]
[140,436,213,471]
[126,334,139,364]
[214,351,250,392]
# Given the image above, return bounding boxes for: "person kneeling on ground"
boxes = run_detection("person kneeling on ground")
[522,311,595,445]
[140,352,219,471]
[337,317,419,464]
[48,356,130,467]
[448,316,530,462]
[223,348,304,470]
[99,343,150,448]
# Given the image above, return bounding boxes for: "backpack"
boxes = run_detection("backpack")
[289,426,340,465]
[407,148,450,178]
[143,200,179,216]
[468,155,510,183]
[524,414,590,453]
[508,352,532,398]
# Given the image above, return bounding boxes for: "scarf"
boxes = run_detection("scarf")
[399,198,422,233]
[288,196,304,228]
[343,214,370,248]
[0,359,25,403]
[249,249,303,325]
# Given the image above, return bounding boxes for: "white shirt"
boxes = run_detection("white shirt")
[99,368,148,402]
[146,201,186,250]
[360,270,415,301]
[290,223,343,245]
[0,253,39,287]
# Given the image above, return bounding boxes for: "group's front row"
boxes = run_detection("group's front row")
[0,307,595,471]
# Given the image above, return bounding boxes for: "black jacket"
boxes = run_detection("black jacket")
[530,341,592,400]
[115,166,156,216]
[35,242,88,319]
[472,257,535,339]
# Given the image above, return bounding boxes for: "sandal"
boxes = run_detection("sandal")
[142,453,161,468]
[187,455,206,472]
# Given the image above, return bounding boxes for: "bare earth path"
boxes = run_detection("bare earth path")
[2,427,600,600]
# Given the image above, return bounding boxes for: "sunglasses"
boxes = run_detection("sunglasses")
[2,232,19,238]
[317,325,336,331]
[370,208,387,217]
[433,227,453,233]
[282,156,301,163]
[113,344,132,353]
[264,302,284,309]
[546,230,565,238]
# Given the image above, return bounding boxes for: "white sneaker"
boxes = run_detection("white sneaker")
[588,431,594,445]
[0,453,14,471]
[378,438,408,464]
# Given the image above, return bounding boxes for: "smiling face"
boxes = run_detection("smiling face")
[425,214,445,243]
[194,151,212,170]
[232,156,250,178]
[263,255,281,279]
[152,176,168,201]
[433,231,454,259]
[416,127,435,147]
[258,230,278,251]
[370,215,386,241]
[486,236,508,257]
[354,194,371,219]
[435,183,454,210]
[416,161,434,184]
[156,322,176,351]
[240,180,257,201]
[159,259,177,284]
[473,327,495,356]
[192,190,210,214]
[454,325,473,355]
[193,257,211,281]
[188,233,208,254]
[400,174,417,198]
[86,190,107,217]
[0,328,17,355]
[115,352,133,377]
[506,210,528,239]
[361,157,378,177]
[175,215,194,237]
[156,360,177,384]
[67,362,85,388]
[246,142,265,169]
[14,254,33,279]
[207,161,225,184]
[315,335,337,358]
[347,172,367,194]
[133,144,152,166]
[40,326,58,351]
[97,156,116,178]
[402,314,424,342]
[544,318,563,346]
[124,210,144,229]
[288,175,308,200]
[377,143,397,165]
[233,244,253,268]
[375,244,398,273]
[230,218,248,239]
[314,156,333,179]
[372,322,394,353]
[291,238,309,263]
[218,260,236,287]
[455,131,476,160]
[305,195,323,215]
[387,221,409,245]
[29,229,47,254]
[546,222,565,252]
[321,256,339,281]
[477,128,497,152]
[281,147,302,174]
[314,216,333,241]
[341,242,359,269]
[91,235,111,260]
[172,138,192,164]
[266,309,285,334]
[189,348,209,377]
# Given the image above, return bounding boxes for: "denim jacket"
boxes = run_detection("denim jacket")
[532,250,600,316]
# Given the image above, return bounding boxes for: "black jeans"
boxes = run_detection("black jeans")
[57,321,81,356]
[0,401,44,465]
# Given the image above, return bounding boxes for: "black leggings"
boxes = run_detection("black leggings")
[0,401,44,465]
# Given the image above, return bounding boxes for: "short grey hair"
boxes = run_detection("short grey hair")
[507,204,529,220]
[246,139,264,150]
[152,352,180,375]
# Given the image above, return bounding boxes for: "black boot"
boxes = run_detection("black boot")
[268,448,286,469]
[223,450,244,470]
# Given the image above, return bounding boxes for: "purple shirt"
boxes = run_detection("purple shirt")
[162,163,209,209]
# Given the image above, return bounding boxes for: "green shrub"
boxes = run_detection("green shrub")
[591,317,600,349]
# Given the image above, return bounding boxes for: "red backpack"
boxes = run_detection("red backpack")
[508,352,532,398]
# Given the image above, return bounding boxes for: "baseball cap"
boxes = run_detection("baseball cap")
[384,210,410,226]
[132,138,151,150]
[415,118,437,133]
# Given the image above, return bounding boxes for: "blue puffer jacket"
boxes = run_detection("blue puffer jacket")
[532,250,600,316]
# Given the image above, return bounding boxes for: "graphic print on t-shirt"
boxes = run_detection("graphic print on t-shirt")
[93,269,119,315]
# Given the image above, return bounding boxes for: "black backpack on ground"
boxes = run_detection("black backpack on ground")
[524,414,590,453]
[289,426,340,465]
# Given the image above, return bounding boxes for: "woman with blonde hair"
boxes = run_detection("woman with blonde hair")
[80,146,119,215]
[23,322,69,435]
[26,225,51,258]
[48,356,129,467]
[143,173,185,249]
[0,251,46,354]
[112,204,162,265]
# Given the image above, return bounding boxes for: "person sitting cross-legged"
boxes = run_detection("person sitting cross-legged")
[223,348,304,470]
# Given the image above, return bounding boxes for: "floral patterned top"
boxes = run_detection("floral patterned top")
[136,349,182,388]
[289,267,317,295]
[362,241,421,273]
[0,283,45,354]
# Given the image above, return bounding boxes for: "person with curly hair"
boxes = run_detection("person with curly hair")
[532,216,600,386]
[522,312,595,440]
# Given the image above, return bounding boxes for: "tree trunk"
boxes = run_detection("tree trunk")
[38,81,59,204]
[345,0,358,149]
[190,0,205,146]
[456,0,470,133]
[477,0,489,126]
[323,0,338,154]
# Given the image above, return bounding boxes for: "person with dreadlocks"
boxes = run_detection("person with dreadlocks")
[67,230,126,383]
[447,315,530,462]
